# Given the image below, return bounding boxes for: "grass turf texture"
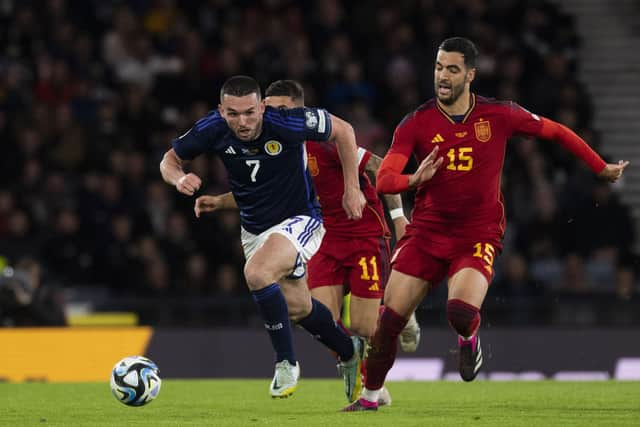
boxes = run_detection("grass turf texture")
[1,380,638,426]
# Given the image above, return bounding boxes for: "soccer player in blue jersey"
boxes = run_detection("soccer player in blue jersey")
[160,75,367,400]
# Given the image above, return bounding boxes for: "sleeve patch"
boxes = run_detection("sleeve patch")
[318,110,327,133]
[305,110,319,129]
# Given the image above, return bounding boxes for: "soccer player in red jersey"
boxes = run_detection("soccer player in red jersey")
[343,37,629,411]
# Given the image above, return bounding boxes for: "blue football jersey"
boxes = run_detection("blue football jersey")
[172,106,332,234]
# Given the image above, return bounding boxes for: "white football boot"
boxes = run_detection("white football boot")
[269,360,300,398]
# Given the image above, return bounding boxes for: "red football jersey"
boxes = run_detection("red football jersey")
[306,141,388,238]
[389,94,556,238]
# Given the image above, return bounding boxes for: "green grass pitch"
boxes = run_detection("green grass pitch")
[1,380,638,426]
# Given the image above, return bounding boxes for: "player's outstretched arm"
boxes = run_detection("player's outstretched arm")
[377,146,443,194]
[598,160,629,183]
[160,148,202,196]
[329,113,366,220]
[528,116,629,182]
[194,193,238,218]
[365,153,409,239]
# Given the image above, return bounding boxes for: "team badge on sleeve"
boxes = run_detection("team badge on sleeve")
[305,110,319,129]
[264,140,283,156]
[474,119,492,142]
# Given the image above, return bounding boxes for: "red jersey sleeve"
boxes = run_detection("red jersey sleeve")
[509,102,606,174]
[376,115,418,194]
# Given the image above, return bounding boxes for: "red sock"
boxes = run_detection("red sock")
[447,299,480,338]
[364,306,407,390]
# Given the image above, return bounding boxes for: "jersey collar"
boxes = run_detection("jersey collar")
[436,93,476,124]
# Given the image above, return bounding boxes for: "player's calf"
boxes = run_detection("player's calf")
[447,298,483,381]
[446,298,480,337]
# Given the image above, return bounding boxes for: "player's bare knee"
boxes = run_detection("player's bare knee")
[243,263,275,290]
[349,319,376,340]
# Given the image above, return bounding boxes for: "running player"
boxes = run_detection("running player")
[344,37,628,411]
[195,79,421,404]
[160,75,366,401]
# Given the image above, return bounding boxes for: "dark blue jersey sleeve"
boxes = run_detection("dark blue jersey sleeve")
[171,111,226,160]
[263,106,332,144]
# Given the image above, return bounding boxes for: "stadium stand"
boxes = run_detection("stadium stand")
[0,0,638,327]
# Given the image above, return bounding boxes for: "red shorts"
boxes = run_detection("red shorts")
[391,227,503,286]
[307,235,390,299]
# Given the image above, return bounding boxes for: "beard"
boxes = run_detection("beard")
[435,78,466,105]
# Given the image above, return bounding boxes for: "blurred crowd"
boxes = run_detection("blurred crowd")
[0,0,637,326]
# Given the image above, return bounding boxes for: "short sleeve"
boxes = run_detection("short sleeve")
[357,147,371,173]
[264,106,332,143]
[171,112,224,160]
[508,102,544,137]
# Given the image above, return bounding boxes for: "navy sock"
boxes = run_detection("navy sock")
[298,298,354,361]
[251,283,296,365]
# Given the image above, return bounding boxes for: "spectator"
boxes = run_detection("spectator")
[0,0,634,326]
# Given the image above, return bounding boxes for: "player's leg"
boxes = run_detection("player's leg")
[279,277,352,359]
[280,276,363,402]
[276,229,354,364]
[243,232,304,398]
[343,269,430,411]
[446,239,498,382]
[344,234,449,411]
[346,236,388,339]
[347,295,380,339]
[347,294,395,407]
[263,217,362,401]
[447,267,488,382]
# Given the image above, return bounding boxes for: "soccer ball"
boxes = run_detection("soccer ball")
[110,356,161,406]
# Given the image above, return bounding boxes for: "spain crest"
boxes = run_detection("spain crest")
[474,120,491,142]
[264,140,283,156]
[307,155,319,176]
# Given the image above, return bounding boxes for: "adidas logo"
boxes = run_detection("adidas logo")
[225,146,236,154]
[431,133,444,143]
[368,282,380,291]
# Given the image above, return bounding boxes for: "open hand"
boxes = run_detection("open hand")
[598,160,629,183]
[194,195,223,218]
[409,146,444,188]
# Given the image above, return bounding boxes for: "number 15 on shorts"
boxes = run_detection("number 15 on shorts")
[473,242,495,273]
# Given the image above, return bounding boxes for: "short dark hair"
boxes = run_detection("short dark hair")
[438,37,479,68]
[265,80,305,104]
[219,75,261,103]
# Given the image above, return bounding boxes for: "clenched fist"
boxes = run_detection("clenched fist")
[176,173,202,196]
